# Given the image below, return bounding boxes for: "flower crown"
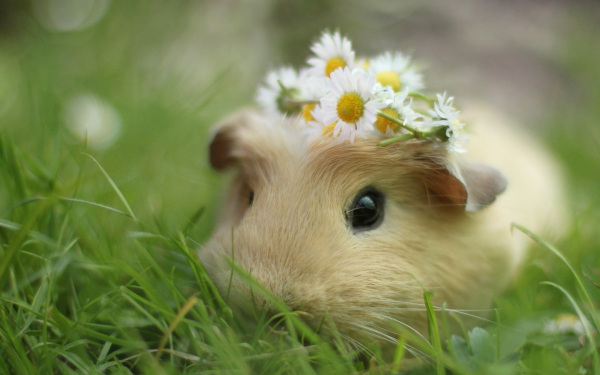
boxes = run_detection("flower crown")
[256,31,470,153]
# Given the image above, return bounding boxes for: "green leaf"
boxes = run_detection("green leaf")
[468,327,495,364]
[449,335,475,371]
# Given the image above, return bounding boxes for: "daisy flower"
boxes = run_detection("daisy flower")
[305,103,333,139]
[371,82,395,105]
[369,51,424,93]
[319,67,384,143]
[428,92,470,153]
[445,122,470,154]
[373,88,422,135]
[256,66,301,116]
[307,31,355,78]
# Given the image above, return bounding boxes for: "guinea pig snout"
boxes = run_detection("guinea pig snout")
[200,231,330,329]
[226,253,321,317]
[216,262,327,333]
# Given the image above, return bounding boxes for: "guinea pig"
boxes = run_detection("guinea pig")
[198,103,566,351]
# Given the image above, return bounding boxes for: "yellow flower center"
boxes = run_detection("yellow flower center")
[322,122,337,136]
[325,57,346,77]
[374,108,400,133]
[376,71,401,91]
[302,103,317,122]
[336,93,364,123]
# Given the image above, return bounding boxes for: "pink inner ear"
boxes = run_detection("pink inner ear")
[209,128,236,170]
[422,160,507,211]
[423,167,469,208]
[208,108,266,171]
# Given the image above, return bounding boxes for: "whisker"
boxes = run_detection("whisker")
[361,323,432,363]
[372,303,497,326]
[439,309,496,324]
[339,332,374,358]
[370,323,433,362]
[401,344,432,364]
[376,315,429,342]
[350,322,398,345]
[347,320,435,364]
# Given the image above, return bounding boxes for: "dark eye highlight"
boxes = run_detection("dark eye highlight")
[346,188,384,231]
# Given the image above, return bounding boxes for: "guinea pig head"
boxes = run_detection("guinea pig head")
[200,109,508,348]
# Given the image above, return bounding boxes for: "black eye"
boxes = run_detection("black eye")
[248,191,254,206]
[346,189,384,231]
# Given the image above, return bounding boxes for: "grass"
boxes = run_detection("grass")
[1,2,600,374]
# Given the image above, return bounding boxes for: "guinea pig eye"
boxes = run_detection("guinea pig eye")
[248,190,254,206]
[346,189,384,231]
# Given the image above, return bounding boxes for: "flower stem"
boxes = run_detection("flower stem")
[378,133,415,146]
[376,110,421,136]
[425,125,450,142]
[276,80,303,113]
[376,110,450,147]
[408,92,436,107]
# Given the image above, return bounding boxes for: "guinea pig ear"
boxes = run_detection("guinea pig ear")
[208,108,262,170]
[422,159,507,212]
[446,161,508,212]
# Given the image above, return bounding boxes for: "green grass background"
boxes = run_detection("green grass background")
[1,1,599,374]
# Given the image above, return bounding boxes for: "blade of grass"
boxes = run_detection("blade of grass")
[182,206,205,236]
[49,348,94,375]
[119,286,167,332]
[83,153,138,223]
[0,197,54,288]
[173,232,231,316]
[0,134,28,201]
[97,334,116,364]
[59,197,132,218]
[424,290,446,375]
[130,241,186,306]
[0,218,56,246]
[540,281,600,373]
[226,228,234,304]
[17,278,49,337]
[156,295,198,359]
[0,307,38,374]
[512,223,600,331]
[48,306,146,350]
[392,335,407,372]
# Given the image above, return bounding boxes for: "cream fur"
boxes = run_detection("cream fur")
[199,106,567,351]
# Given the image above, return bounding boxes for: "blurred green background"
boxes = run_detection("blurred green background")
[1,1,600,372]
[2,0,599,235]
